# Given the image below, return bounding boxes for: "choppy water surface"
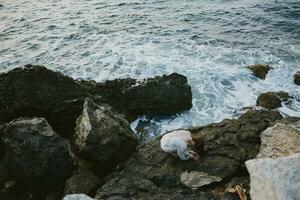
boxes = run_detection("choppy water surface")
[1,0,300,138]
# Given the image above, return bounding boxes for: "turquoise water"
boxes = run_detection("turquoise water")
[1,0,300,137]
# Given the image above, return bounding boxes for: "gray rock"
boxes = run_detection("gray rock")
[75,99,138,177]
[180,171,222,189]
[246,153,300,200]
[63,194,94,200]
[1,118,74,193]
[257,122,300,158]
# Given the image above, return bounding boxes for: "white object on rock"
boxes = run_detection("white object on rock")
[63,194,94,200]
[246,153,300,200]
[160,130,194,160]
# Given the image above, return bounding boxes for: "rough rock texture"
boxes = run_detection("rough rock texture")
[294,71,300,85]
[0,65,88,125]
[85,73,192,121]
[248,64,272,79]
[64,168,99,196]
[257,122,300,158]
[246,153,300,200]
[95,110,282,199]
[1,118,74,194]
[63,194,94,200]
[256,91,292,109]
[75,99,138,176]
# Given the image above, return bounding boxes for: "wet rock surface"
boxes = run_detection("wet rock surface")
[75,99,138,177]
[85,73,192,121]
[248,64,272,79]
[1,118,74,194]
[95,109,282,199]
[294,71,300,85]
[256,91,292,109]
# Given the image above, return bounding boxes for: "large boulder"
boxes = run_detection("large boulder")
[246,153,300,200]
[257,121,300,158]
[75,99,138,176]
[245,121,300,200]
[0,65,88,139]
[1,118,74,194]
[0,65,88,123]
[256,91,292,109]
[248,64,272,79]
[95,110,282,199]
[84,73,192,121]
[294,71,300,85]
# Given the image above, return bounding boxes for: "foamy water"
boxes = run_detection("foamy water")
[1,0,299,138]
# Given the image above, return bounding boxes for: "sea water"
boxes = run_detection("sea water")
[1,0,299,138]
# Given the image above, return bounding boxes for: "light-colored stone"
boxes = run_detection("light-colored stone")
[180,171,222,189]
[246,153,300,200]
[257,122,300,158]
[63,194,94,200]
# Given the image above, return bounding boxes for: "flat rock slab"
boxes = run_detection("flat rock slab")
[180,171,222,189]
[246,153,300,200]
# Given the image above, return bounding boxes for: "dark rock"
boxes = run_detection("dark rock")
[85,73,192,121]
[64,167,99,196]
[294,71,300,85]
[95,110,282,199]
[75,99,138,177]
[256,91,292,109]
[248,64,272,79]
[1,118,74,194]
[0,65,88,137]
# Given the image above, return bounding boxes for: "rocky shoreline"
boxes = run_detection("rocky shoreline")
[0,65,299,200]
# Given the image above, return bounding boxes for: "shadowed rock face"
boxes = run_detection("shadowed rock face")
[95,110,282,200]
[248,64,272,79]
[75,99,138,177]
[85,73,193,121]
[1,118,74,195]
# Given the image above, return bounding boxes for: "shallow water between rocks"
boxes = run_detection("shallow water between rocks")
[1,0,300,139]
